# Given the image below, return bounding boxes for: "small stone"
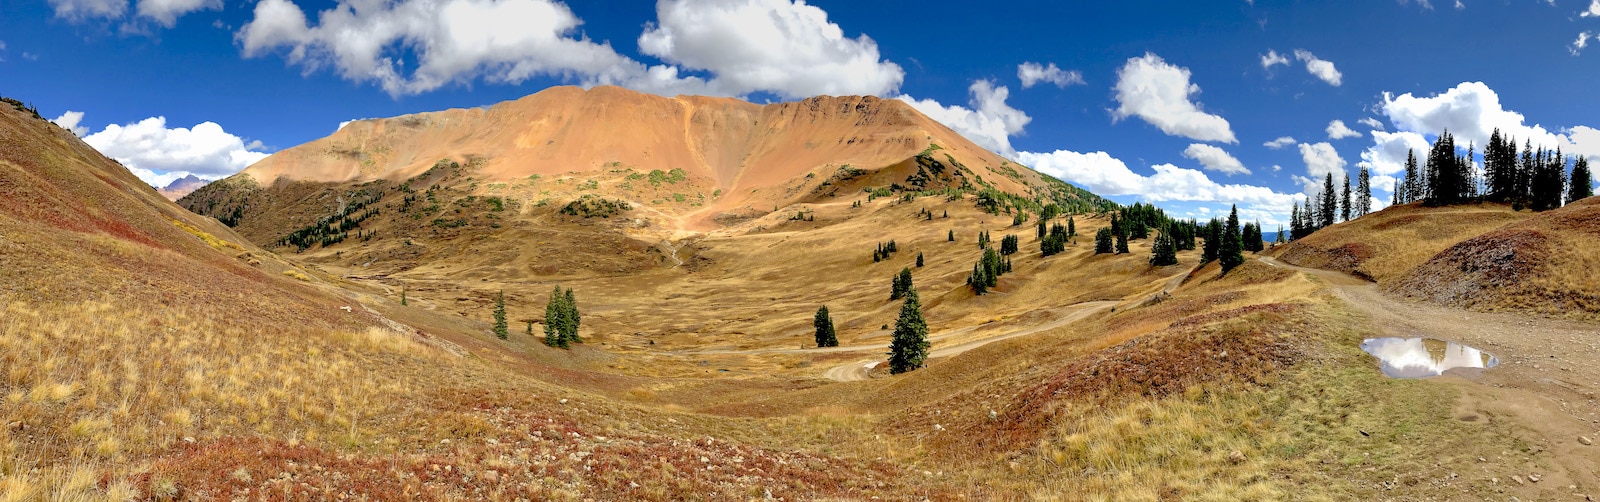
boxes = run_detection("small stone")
[1527,474,1540,483]
[1512,475,1526,485]
[1580,436,1593,446]
[559,398,568,404]
[182,436,195,443]
[1228,451,1246,464]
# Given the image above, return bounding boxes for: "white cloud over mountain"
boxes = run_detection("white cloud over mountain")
[69,113,270,187]
[1111,53,1237,144]
[237,0,904,99]
[898,80,1029,156]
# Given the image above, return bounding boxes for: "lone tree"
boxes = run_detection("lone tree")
[1149,223,1178,266]
[1115,229,1130,254]
[887,288,929,374]
[890,267,914,300]
[400,287,408,306]
[948,229,955,242]
[813,306,838,347]
[916,252,925,267]
[1219,205,1245,274]
[564,288,581,344]
[1094,227,1114,254]
[493,291,508,340]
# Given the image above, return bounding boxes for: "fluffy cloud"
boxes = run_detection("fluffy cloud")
[78,115,270,187]
[238,0,904,99]
[898,80,1029,156]
[1326,119,1362,140]
[1260,49,1288,69]
[1293,49,1342,86]
[1356,130,1429,177]
[52,111,89,136]
[638,0,904,98]
[1263,136,1296,149]
[1380,81,1568,149]
[1359,117,1385,130]
[1298,141,1347,181]
[1111,53,1237,144]
[48,0,217,26]
[1583,0,1600,17]
[1017,62,1084,89]
[1182,144,1250,175]
[1015,150,1301,222]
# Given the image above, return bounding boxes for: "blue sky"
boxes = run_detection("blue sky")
[4,0,1600,225]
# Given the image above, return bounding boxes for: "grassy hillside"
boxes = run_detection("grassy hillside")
[1273,202,1529,282]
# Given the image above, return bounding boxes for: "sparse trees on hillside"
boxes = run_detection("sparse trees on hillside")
[1000,234,1020,255]
[1219,206,1245,274]
[887,288,929,374]
[814,306,838,348]
[1570,156,1593,203]
[1200,218,1222,263]
[493,291,508,340]
[1531,148,1569,211]
[1041,223,1068,256]
[1242,220,1264,253]
[1094,227,1114,255]
[1115,230,1129,254]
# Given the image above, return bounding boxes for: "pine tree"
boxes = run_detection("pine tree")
[887,289,929,374]
[1570,156,1593,203]
[1340,174,1352,222]
[1275,225,1286,244]
[1403,149,1420,204]
[544,286,567,348]
[891,267,913,300]
[1067,217,1076,237]
[526,320,533,337]
[1201,219,1221,263]
[1219,206,1245,274]
[813,306,838,347]
[400,287,407,306]
[948,229,955,242]
[1094,227,1114,254]
[493,291,508,340]
[1036,219,1047,239]
[1149,223,1178,266]
[1289,203,1303,241]
[1320,173,1337,228]
[969,264,989,295]
[1115,230,1129,254]
[564,288,581,344]
[1356,167,1372,217]
[916,252,925,267]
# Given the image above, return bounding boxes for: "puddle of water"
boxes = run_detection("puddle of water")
[1359,337,1499,378]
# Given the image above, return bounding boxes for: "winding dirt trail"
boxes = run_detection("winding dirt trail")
[1262,256,1600,495]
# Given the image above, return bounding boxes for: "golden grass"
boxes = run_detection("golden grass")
[1277,202,1528,282]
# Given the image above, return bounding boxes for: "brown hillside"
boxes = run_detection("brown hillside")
[1388,197,1600,319]
[1273,202,1529,282]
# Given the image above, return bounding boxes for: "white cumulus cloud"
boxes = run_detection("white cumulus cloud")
[1016,149,1302,222]
[898,80,1029,157]
[238,0,904,99]
[1182,143,1250,175]
[52,111,89,136]
[1017,62,1084,89]
[1356,130,1430,177]
[1111,53,1237,144]
[1293,49,1342,86]
[1327,119,1363,140]
[638,0,905,98]
[1298,141,1347,182]
[1359,117,1385,130]
[1372,81,1600,169]
[1583,0,1600,17]
[48,0,218,27]
[135,0,220,27]
[78,115,270,187]
[47,0,127,21]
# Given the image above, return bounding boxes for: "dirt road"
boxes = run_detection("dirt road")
[1262,256,1600,496]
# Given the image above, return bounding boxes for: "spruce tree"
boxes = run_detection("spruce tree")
[948,229,955,242]
[564,288,581,344]
[526,320,533,337]
[1403,149,1420,204]
[1094,227,1114,254]
[969,264,989,295]
[1149,223,1178,266]
[1115,230,1129,254]
[1219,206,1245,274]
[1340,175,1352,222]
[400,287,407,306]
[916,252,925,267]
[493,291,508,340]
[1201,219,1221,263]
[1067,217,1076,237]
[1321,173,1337,228]
[887,289,929,374]
[544,286,568,348]
[1357,167,1372,217]
[813,306,838,347]
[1570,156,1593,203]
[891,267,913,300]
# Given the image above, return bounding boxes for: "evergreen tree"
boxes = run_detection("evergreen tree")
[493,291,508,340]
[543,286,568,348]
[916,252,925,267]
[1402,149,1420,204]
[1356,167,1372,217]
[1149,223,1178,266]
[1320,173,1337,228]
[1115,230,1129,254]
[1067,217,1076,237]
[1242,221,1264,253]
[1093,227,1114,254]
[1201,219,1221,263]
[1219,206,1245,274]
[1570,156,1593,203]
[813,306,838,347]
[400,287,407,306]
[1518,139,1535,203]
[1340,175,1352,222]
[1531,147,1568,211]
[887,289,929,374]
[1275,225,1286,244]
[526,320,533,337]
[564,288,581,344]
[948,229,955,242]
[1036,219,1047,239]
[891,267,913,300]
[1000,234,1020,255]
[969,264,989,295]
